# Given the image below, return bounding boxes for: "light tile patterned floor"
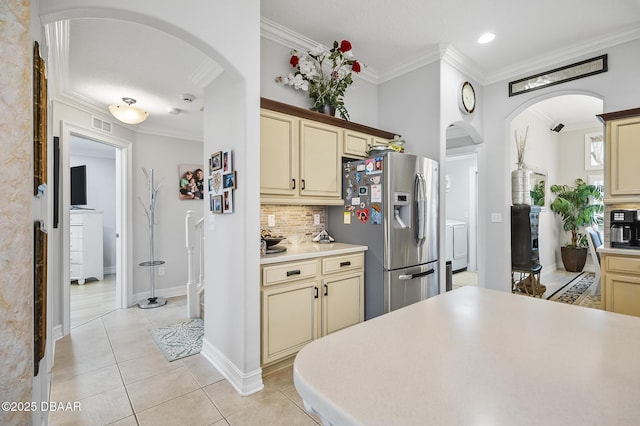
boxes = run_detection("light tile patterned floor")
[50,296,318,425]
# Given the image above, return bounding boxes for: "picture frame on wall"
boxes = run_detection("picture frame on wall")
[211,194,223,214]
[223,171,237,190]
[223,190,233,213]
[222,150,232,173]
[210,151,222,173]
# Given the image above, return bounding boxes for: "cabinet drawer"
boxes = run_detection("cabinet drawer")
[70,238,83,251]
[70,214,83,225]
[322,253,364,275]
[605,255,640,274]
[70,264,83,278]
[70,251,83,264]
[262,260,318,287]
[70,225,83,239]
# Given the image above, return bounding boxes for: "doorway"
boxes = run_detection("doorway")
[61,122,133,335]
[69,135,117,328]
[445,123,482,288]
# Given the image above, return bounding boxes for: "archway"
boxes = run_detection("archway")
[506,91,603,297]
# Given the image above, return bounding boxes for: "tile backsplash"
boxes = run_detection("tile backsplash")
[260,204,327,244]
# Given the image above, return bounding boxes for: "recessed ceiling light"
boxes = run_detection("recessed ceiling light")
[477,32,496,44]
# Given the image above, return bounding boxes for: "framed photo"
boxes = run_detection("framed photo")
[584,131,604,170]
[210,151,222,173]
[223,171,237,190]
[222,190,233,213]
[211,194,223,214]
[178,164,205,200]
[222,150,232,173]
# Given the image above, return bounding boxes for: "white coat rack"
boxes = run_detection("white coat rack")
[138,168,167,309]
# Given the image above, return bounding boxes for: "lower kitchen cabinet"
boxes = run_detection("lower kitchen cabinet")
[261,252,365,367]
[602,253,640,317]
[262,280,319,365]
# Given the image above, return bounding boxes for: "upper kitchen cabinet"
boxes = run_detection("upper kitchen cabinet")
[597,108,640,203]
[343,129,390,159]
[260,98,397,205]
[260,109,343,205]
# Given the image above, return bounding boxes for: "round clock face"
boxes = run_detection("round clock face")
[459,81,476,114]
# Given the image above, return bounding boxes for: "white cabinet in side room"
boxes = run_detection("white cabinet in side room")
[70,210,104,284]
[602,253,640,317]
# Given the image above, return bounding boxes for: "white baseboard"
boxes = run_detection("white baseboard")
[52,324,63,341]
[200,338,264,396]
[132,285,186,304]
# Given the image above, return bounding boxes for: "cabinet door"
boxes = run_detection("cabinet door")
[604,273,640,317]
[343,130,370,158]
[321,272,364,336]
[299,120,342,199]
[262,280,318,365]
[607,116,640,199]
[260,110,299,197]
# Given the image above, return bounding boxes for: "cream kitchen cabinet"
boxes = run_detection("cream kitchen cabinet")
[260,98,396,205]
[261,251,365,367]
[343,129,389,159]
[70,210,104,284]
[601,251,640,317]
[260,109,343,205]
[597,108,640,203]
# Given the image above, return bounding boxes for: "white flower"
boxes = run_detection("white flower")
[310,44,327,56]
[298,57,318,78]
[290,73,308,91]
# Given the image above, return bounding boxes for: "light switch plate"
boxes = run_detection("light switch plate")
[491,213,502,223]
[268,214,275,227]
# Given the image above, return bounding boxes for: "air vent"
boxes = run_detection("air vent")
[92,116,113,134]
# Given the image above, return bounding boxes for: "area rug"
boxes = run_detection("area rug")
[547,272,597,306]
[149,318,203,362]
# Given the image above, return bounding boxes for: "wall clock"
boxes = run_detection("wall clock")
[458,81,476,114]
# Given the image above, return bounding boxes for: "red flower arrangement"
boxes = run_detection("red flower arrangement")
[276,39,363,120]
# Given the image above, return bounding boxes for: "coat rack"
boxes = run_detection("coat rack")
[138,168,167,309]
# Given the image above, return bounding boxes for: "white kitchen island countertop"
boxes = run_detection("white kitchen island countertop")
[260,242,367,265]
[294,286,640,425]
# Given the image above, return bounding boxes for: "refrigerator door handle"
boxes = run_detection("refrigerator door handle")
[415,173,427,246]
[398,268,435,280]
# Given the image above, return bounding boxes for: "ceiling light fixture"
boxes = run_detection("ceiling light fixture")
[108,97,149,124]
[477,32,496,44]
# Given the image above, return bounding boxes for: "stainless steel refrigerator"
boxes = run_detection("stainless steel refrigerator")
[328,152,439,320]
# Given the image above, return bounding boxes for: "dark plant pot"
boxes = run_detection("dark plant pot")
[318,104,336,116]
[560,246,588,272]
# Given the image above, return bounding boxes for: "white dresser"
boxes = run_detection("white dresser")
[70,210,104,284]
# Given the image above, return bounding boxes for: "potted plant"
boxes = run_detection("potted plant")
[549,178,603,272]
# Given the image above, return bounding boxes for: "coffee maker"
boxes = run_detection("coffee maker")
[610,209,640,248]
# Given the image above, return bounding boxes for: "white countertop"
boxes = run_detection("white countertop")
[598,246,640,256]
[260,242,368,265]
[294,286,640,425]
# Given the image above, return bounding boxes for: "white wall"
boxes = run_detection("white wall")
[132,133,203,298]
[481,38,640,292]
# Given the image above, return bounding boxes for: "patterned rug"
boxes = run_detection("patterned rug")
[149,318,204,361]
[547,272,600,308]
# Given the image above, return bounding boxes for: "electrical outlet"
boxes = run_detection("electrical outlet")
[314,214,320,225]
[268,215,275,227]
[158,266,165,276]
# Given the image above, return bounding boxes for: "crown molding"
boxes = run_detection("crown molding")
[43,20,70,99]
[485,24,640,85]
[260,17,379,85]
[440,44,485,84]
[191,58,223,89]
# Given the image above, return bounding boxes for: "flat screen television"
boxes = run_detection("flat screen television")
[70,165,87,206]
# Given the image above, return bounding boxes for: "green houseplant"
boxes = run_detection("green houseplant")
[549,178,603,272]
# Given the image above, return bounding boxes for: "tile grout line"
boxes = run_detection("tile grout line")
[102,315,142,425]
